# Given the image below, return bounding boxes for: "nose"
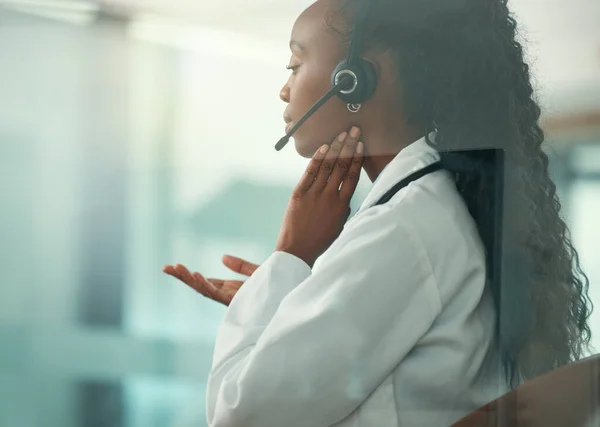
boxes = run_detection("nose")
[280,82,290,104]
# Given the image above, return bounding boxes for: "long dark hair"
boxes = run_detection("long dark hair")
[331,0,593,388]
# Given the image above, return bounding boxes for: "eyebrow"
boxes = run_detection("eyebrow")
[289,40,305,51]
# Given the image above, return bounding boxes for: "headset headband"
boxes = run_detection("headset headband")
[347,0,371,63]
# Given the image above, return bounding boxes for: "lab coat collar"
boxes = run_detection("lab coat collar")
[357,133,441,214]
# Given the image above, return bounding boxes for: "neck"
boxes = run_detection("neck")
[360,126,426,182]
[362,154,397,182]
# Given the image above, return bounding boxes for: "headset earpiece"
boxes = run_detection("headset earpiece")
[331,58,377,105]
[330,0,377,107]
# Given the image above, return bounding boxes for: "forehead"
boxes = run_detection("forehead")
[290,0,345,55]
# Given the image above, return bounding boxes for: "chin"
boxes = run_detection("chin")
[294,137,321,159]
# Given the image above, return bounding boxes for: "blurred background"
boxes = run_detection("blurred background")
[0,0,598,426]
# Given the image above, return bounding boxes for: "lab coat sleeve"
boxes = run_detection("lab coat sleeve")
[206,206,442,427]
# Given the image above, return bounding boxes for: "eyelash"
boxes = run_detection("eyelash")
[286,64,299,74]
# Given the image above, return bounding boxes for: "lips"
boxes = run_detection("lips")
[284,113,293,133]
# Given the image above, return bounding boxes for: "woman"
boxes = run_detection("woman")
[163,0,592,426]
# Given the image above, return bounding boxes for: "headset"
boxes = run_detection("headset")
[275,0,377,151]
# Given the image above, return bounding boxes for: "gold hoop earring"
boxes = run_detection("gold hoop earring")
[347,103,361,113]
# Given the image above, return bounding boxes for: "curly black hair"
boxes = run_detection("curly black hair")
[331,0,593,388]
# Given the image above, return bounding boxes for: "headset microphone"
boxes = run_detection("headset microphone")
[275,0,377,151]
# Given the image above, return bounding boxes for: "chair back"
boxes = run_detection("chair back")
[451,353,600,427]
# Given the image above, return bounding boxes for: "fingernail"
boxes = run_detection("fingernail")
[338,131,348,141]
[319,144,329,153]
[357,141,364,154]
[350,126,360,138]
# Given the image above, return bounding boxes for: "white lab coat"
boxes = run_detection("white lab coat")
[206,136,508,427]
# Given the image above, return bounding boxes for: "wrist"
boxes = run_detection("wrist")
[274,246,315,268]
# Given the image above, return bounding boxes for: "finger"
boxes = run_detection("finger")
[312,130,348,192]
[291,144,329,197]
[176,264,213,298]
[221,280,244,292]
[201,275,235,306]
[222,255,259,276]
[191,272,217,297]
[163,265,185,282]
[164,265,227,303]
[190,272,220,302]
[327,126,360,193]
[163,265,177,276]
[340,141,364,201]
[165,264,207,295]
[186,271,217,300]
[174,264,194,285]
[190,276,211,298]
[206,278,225,288]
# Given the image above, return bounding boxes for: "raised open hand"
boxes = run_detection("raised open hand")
[163,255,259,306]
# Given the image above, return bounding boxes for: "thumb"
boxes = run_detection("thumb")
[222,255,259,276]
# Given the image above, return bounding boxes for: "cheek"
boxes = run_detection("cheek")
[290,70,351,156]
[290,69,331,111]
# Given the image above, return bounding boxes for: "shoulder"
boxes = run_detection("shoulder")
[348,170,487,305]
[350,169,475,243]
